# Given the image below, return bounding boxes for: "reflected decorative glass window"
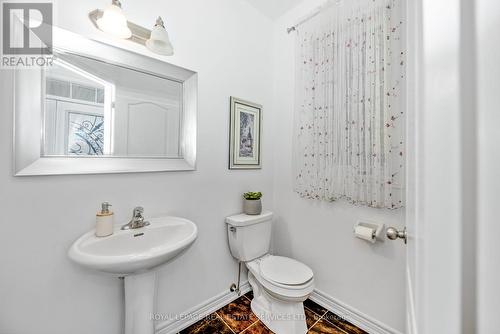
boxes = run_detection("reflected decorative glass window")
[67,112,105,155]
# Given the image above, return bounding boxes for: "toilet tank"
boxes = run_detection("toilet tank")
[225,211,273,262]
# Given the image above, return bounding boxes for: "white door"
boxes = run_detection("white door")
[405,1,476,333]
[113,90,181,157]
[44,99,104,155]
[476,0,500,333]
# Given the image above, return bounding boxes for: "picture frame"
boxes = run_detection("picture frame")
[229,97,262,169]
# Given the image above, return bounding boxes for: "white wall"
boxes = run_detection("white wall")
[271,1,406,332]
[0,1,274,333]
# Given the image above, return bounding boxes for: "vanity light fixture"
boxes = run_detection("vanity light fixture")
[89,2,175,56]
[96,0,132,39]
[145,17,174,56]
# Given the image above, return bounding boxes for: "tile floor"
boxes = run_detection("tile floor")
[179,291,368,334]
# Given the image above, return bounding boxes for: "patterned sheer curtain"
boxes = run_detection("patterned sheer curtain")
[293,0,405,209]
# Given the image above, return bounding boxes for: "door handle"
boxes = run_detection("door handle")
[386,227,407,244]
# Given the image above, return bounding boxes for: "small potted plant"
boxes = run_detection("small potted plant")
[243,192,263,215]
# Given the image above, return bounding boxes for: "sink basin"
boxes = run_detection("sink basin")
[68,216,197,334]
[69,216,197,275]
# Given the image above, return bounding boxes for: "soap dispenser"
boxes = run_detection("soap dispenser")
[95,202,114,237]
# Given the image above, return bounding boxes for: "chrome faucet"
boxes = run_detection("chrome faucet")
[121,207,150,230]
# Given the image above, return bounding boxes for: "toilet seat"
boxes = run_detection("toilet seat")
[260,256,313,286]
[247,255,314,300]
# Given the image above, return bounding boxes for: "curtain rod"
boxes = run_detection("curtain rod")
[286,0,388,34]
[286,0,341,34]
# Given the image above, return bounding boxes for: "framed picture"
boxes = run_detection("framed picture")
[229,97,262,169]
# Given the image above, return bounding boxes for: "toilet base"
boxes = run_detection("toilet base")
[248,272,308,334]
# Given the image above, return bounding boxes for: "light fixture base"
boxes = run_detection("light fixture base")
[89,9,152,46]
[155,16,165,28]
[89,9,174,56]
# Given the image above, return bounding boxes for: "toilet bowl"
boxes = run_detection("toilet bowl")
[226,212,314,334]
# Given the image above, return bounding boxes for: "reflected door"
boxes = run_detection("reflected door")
[113,90,181,157]
[44,100,105,156]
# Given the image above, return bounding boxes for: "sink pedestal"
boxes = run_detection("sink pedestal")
[124,271,157,334]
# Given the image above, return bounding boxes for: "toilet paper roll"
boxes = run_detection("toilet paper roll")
[354,225,376,243]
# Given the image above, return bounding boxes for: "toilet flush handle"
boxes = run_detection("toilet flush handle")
[229,226,236,232]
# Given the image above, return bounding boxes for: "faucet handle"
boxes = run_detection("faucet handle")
[133,206,144,217]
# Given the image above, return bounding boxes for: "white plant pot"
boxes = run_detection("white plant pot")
[244,199,262,215]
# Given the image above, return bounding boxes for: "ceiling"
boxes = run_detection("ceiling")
[244,0,304,19]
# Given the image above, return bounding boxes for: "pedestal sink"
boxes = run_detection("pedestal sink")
[68,216,197,334]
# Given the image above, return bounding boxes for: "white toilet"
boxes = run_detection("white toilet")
[226,212,314,334]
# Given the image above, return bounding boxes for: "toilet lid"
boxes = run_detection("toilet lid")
[260,256,313,286]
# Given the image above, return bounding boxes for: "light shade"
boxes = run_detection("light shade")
[96,1,132,39]
[145,17,174,56]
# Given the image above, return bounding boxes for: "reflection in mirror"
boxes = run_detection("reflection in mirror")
[43,53,183,158]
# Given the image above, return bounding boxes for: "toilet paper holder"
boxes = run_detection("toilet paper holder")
[354,221,385,243]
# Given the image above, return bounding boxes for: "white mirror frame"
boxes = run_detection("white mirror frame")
[13,26,197,176]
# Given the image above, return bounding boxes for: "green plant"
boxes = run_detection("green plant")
[243,192,262,200]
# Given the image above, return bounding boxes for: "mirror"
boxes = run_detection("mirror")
[44,54,183,158]
[14,25,197,175]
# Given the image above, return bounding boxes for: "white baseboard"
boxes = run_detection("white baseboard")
[309,289,404,334]
[155,282,251,334]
